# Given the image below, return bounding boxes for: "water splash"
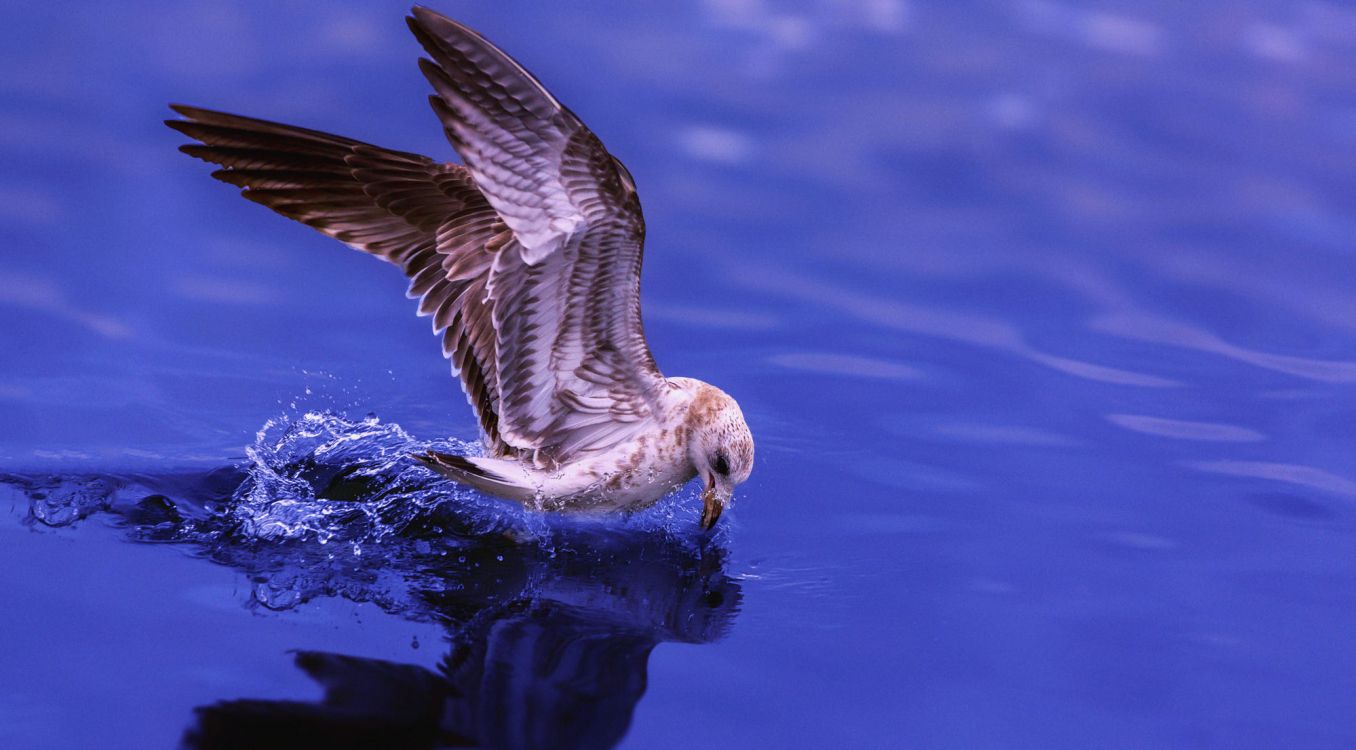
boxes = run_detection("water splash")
[25,475,116,526]
[2,410,720,619]
[227,410,503,544]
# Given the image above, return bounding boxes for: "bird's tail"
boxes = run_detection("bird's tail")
[413,451,536,502]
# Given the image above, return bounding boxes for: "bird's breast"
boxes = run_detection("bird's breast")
[546,430,695,512]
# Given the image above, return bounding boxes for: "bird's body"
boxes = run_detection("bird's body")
[167,7,754,528]
[423,377,710,512]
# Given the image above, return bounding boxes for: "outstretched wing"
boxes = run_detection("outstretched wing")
[165,105,512,452]
[168,8,665,464]
[409,7,663,461]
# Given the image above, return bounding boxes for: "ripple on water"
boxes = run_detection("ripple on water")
[1091,311,1356,383]
[1184,460,1356,500]
[880,414,1079,447]
[1106,414,1266,442]
[768,352,922,380]
[1245,492,1338,521]
[730,264,1181,388]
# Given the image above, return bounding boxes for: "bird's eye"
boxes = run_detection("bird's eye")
[712,453,730,476]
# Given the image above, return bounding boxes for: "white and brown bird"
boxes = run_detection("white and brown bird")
[167,7,754,529]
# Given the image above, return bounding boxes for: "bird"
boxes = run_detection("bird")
[165,6,754,529]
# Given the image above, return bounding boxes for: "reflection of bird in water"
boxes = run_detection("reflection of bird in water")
[165,6,754,529]
[180,515,741,750]
[0,466,739,750]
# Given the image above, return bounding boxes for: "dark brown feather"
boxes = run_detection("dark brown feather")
[166,105,512,454]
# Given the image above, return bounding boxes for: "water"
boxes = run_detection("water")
[2,1,1355,748]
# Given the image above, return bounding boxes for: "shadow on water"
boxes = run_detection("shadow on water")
[0,413,740,750]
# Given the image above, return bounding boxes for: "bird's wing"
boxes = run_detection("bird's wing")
[166,105,512,451]
[409,7,664,462]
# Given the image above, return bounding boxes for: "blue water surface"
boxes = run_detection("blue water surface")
[2,1,1355,748]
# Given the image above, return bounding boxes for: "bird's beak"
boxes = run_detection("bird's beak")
[700,475,725,531]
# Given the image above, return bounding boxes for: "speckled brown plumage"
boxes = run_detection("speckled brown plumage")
[166,7,755,527]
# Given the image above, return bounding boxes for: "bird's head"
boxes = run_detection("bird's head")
[683,383,754,530]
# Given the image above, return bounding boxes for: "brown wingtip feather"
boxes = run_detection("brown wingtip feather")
[164,118,196,137]
[405,15,439,55]
[414,450,507,482]
[410,5,484,41]
[406,18,455,73]
[167,103,252,129]
[411,450,441,469]
[409,6,450,28]
[416,57,452,92]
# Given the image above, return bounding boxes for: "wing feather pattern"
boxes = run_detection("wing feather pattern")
[167,6,664,464]
[408,7,662,462]
[166,105,511,454]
